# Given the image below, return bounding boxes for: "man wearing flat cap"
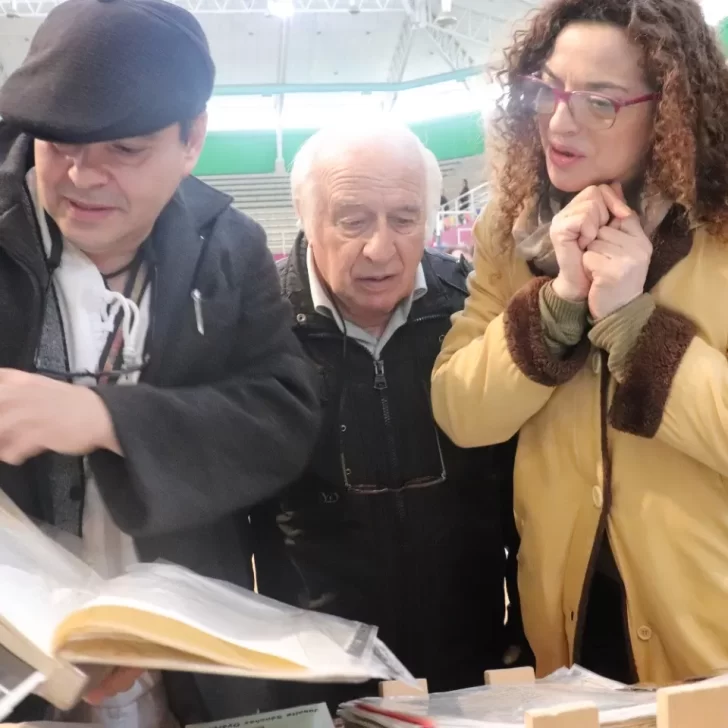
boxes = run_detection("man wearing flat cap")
[0,0,320,723]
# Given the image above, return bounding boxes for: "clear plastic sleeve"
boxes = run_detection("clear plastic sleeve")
[339,667,660,727]
[0,499,414,685]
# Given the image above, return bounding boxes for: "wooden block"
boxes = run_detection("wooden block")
[657,679,728,728]
[525,702,599,728]
[484,666,536,685]
[378,679,428,698]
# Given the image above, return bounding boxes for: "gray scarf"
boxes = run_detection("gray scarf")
[35,283,85,535]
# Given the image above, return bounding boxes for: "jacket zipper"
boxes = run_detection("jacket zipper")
[306,314,449,504]
[17,189,45,369]
[410,312,450,325]
[372,359,402,493]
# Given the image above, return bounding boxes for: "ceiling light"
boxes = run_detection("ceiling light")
[267,0,294,19]
[700,0,725,25]
[434,0,456,28]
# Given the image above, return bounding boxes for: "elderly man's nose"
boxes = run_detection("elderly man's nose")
[363,223,395,261]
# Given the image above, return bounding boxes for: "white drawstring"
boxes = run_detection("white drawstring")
[100,290,145,370]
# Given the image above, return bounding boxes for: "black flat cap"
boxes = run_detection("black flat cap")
[0,0,215,144]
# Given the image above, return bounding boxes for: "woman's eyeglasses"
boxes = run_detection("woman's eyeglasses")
[516,75,658,130]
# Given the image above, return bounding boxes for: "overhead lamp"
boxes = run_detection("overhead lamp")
[268,0,294,19]
[434,0,457,28]
[699,0,724,26]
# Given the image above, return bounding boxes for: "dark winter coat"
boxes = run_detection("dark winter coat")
[0,125,320,724]
[250,234,528,713]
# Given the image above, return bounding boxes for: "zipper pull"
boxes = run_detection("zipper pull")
[373,360,387,390]
[191,289,205,335]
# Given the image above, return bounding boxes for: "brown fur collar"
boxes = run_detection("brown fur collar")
[644,206,693,292]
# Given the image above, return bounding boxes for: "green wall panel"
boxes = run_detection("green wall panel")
[194,113,485,176]
[720,17,728,54]
[409,114,485,161]
[194,130,277,176]
[281,129,317,167]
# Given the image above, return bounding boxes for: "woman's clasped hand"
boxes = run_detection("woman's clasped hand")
[550,182,654,320]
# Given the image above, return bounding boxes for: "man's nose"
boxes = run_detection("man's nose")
[362,220,396,263]
[65,147,109,189]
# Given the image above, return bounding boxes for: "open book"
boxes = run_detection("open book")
[0,491,412,718]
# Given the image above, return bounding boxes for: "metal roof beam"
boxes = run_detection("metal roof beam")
[213,65,483,94]
[425,5,498,48]
[381,15,415,111]
[0,0,412,15]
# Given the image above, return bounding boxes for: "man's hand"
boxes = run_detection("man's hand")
[582,184,653,320]
[0,369,121,465]
[84,667,144,705]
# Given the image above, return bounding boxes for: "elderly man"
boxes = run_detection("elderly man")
[0,0,319,723]
[251,119,529,712]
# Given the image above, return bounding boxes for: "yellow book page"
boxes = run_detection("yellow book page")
[52,606,307,676]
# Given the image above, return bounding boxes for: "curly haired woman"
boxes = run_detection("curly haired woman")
[431,0,728,685]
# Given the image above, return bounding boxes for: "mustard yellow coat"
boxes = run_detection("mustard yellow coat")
[431,207,728,685]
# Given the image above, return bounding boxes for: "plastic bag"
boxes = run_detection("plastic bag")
[339,667,659,728]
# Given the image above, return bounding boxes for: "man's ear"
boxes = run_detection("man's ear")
[182,112,208,176]
[294,197,304,228]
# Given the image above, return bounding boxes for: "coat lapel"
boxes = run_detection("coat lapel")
[143,191,204,383]
[644,206,694,292]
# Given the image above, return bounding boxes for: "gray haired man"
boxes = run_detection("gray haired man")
[252,118,530,713]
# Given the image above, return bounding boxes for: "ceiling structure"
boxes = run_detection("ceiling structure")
[0,0,722,90]
[0,0,539,90]
[0,0,722,132]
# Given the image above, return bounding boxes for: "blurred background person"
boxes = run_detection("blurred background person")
[458,178,471,224]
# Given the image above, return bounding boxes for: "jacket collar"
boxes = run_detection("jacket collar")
[141,177,232,380]
[280,231,460,333]
[0,129,46,278]
[644,205,694,292]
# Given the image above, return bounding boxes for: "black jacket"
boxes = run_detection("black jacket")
[251,235,527,712]
[0,126,320,724]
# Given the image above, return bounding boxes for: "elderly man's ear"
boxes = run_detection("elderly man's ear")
[294,198,305,233]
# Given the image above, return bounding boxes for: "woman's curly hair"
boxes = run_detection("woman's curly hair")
[491,0,728,237]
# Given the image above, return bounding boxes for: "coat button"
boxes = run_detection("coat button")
[592,485,603,509]
[637,625,652,641]
[296,313,306,324]
[591,351,602,374]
